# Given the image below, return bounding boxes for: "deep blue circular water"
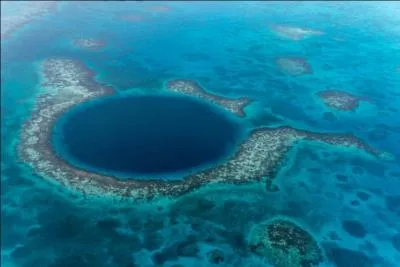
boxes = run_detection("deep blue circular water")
[52,94,243,179]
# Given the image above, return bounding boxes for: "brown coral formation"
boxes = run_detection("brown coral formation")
[271,25,324,41]
[248,218,323,267]
[275,57,313,76]
[317,90,370,111]
[18,58,391,200]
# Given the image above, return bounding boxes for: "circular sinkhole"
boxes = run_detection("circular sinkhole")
[52,94,245,180]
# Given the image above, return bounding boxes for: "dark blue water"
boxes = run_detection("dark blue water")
[53,95,242,178]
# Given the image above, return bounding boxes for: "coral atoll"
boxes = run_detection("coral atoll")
[317,90,370,111]
[248,218,323,267]
[18,58,391,200]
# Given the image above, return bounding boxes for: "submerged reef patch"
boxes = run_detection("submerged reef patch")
[1,1,57,40]
[115,10,147,22]
[149,5,171,13]
[271,25,324,41]
[248,217,323,267]
[119,14,145,22]
[73,38,106,51]
[392,233,400,253]
[317,90,371,111]
[323,245,374,267]
[356,191,370,201]
[341,220,367,239]
[322,111,337,122]
[19,58,392,200]
[207,249,225,264]
[385,195,400,213]
[275,57,313,76]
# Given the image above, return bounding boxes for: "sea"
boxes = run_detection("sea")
[1,2,400,267]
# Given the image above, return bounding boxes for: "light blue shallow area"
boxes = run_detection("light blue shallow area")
[1,2,400,267]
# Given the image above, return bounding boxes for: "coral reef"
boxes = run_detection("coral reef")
[275,57,313,76]
[19,58,392,200]
[207,249,225,264]
[248,218,323,267]
[166,80,251,117]
[73,38,106,51]
[317,90,370,111]
[1,1,57,40]
[271,25,323,41]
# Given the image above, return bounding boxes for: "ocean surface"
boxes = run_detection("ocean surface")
[52,94,243,179]
[1,1,400,267]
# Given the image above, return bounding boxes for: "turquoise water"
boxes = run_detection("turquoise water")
[1,2,400,266]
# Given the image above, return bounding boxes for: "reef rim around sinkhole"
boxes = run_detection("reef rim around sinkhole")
[51,93,246,180]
